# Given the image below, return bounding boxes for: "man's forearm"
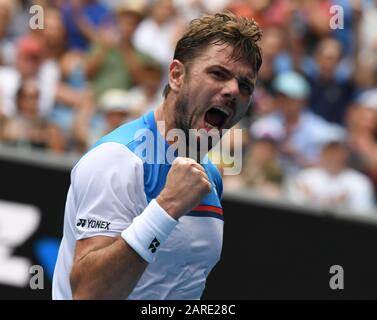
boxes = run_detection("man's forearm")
[70,237,147,299]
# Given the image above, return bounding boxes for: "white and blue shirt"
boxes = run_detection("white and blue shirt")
[52,110,224,300]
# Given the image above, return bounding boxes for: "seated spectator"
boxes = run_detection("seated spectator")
[43,8,92,146]
[5,0,29,41]
[257,25,285,93]
[85,1,159,99]
[250,71,346,176]
[36,8,66,63]
[59,0,114,51]
[346,89,377,201]
[306,37,355,125]
[353,58,377,95]
[286,141,376,215]
[97,89,140,134]
[224,132,284,199]
[253,25,285,116]
[124,61,165,116]
[174,0,208,22]
[358,0,377,70]
[0,0,15,66]
[0,32,82,119]
[39,8,86,112]
[0,34,55,118]
[1,78,64,152]
[227,0,293,28]
[133,0,185,68]
[72,89,141,152]
[227,0,272,27]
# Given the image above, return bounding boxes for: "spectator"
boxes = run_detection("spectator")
[174,0,208,22]
[0,34,53,118]
[40,8,67,62]
[85,0,159,99]
[1,78,64,152]
[42,8,91,146]
[257,25,285,92]
[250,71,346,175]
[60,0,114,51]
[306,37,355,125]
[346,89,377,201]
[298,0,333,49]
[72,88,141,152]
[227,0,271,26]
[6,0,30,41]
[353,58,377,95]
[0,0,15,66]
[358,0,377,70]
[133,0,185,68]
[124,61,165,115]
[0,31,85,134]
[224,132,283,198]
[39,8,85,109]
[286,141,376,214]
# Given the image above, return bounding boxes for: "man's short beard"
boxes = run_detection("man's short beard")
[175,90,192,147]
[174,90,217,160]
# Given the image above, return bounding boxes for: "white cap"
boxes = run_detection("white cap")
[273,71,310,99]
[99,89,144,113]
[249,119,286,142]
[357,89,377,111]
[115,0,147,16]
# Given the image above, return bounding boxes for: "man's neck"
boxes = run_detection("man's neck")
[154,98,177,137]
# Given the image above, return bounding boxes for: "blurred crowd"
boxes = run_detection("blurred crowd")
[0,0,376,214]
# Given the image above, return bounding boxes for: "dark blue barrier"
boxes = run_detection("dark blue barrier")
[0,147,72,299]
[203,193,377,299]
[1,147,377,299]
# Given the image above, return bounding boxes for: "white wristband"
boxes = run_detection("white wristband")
[121,199,178,263]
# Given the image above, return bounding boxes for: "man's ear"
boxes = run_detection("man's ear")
[168,60,185,93]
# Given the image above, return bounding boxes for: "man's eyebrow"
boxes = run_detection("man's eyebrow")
[210,65,255,85]
[209,65,232,76]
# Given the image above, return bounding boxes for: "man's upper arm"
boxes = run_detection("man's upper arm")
[73,236,117,264]
[71,142,148,240]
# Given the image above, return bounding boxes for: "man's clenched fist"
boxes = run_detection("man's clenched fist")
[156,157,212,220]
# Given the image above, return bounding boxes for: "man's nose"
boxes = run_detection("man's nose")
[221,78,239,99]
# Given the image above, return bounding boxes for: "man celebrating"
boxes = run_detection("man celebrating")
[52,12,262,300]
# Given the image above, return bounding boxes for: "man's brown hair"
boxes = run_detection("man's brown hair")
[163,11,263,97]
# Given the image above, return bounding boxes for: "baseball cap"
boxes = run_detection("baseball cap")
[115,0,147,16]
[356,89,377,111]
[99,89,144,113]
[273,71,310,99]
[249,119,285,143]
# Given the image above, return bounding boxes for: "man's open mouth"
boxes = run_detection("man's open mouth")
[204,106,230,129]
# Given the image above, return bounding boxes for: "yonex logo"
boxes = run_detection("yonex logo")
[76,219,86,227]
[76,218,111,230]
[148,238,160,253]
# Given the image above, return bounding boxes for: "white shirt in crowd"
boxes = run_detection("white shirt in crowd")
[286,167,376,215]
[0,60,60,118]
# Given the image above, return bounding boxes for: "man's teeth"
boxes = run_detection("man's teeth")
[205,122,217,129]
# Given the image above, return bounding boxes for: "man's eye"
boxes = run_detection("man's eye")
[239,83,253,95]
[211,70,226,79]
